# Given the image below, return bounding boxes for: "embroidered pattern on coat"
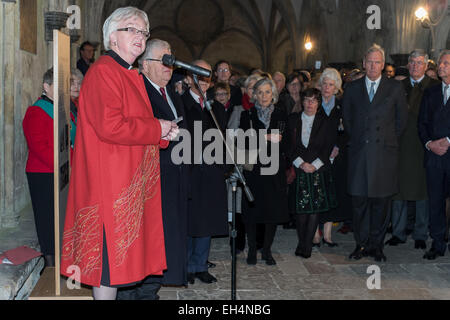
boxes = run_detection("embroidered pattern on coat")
[113,146,160,267]
[62,205,101,276]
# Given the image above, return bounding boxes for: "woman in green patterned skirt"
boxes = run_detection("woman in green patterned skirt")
[287,88,338,259]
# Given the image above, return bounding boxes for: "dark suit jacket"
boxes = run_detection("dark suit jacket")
[342,76,408,197]
[143,76,188,285]
[182,90,228,237]
[418,82,450,170]
[395,76,441,200]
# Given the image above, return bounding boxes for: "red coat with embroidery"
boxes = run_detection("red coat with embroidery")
[61,55,168,287]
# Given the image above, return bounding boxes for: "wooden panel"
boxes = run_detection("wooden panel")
[20,0,37,54]
[53,30,71,297]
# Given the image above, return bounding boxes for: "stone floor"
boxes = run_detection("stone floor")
[0,206,44,300]
[159,226,450,300]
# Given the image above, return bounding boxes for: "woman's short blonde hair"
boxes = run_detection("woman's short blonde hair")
[103,7,149,50]
[318,68,343,95]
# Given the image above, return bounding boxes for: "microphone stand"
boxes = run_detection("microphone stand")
[192,75,254,301]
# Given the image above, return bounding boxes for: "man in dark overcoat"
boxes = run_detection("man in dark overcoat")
[386,49,441,249]
[418,50,450,260]
[182,60,228,284]
[117,39,189,300]
[343,44,408,262]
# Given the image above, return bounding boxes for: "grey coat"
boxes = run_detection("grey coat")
[342,76,408,198]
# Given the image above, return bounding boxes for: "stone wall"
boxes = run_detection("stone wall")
[0,0,81,230]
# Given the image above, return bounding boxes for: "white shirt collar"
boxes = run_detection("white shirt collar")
[145,75,163,92]
[410,75,425,86]
[189,89,202,105]
[365,76,382,87]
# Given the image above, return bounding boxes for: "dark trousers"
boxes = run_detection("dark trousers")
[26,172,55,256]
[295,214,320,256]
[246,223,277,255]
[116,282,161,300]
[352,196,391,250]
[426,166,450,254]
[187,236,211,273]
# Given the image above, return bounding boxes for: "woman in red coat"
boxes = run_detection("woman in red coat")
[60,7,179,300]
[23,68,57,268]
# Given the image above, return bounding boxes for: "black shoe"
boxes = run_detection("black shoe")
[187,273,195,284]
[195,271,217,284]
[385,236,406,246]
[247,249,257,265]
[296,251,311,259]
[262,252,276,265]
[373,249,387,262]
[415,240,426,250]
[312,242,321,248]
[423,248,445,260]
[322,239,338,247]
[349,246,367,260]
[207,260,216,268]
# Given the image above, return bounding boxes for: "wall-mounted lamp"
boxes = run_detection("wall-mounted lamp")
[305,42,313,51]
[414,5,447,59]
[415,7,429,21]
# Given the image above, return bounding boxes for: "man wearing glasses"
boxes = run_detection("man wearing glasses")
[386,50,440,251]
[116,39,189,300]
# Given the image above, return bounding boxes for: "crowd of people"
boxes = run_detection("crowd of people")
[22,6,450,300]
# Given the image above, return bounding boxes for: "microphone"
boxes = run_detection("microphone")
[162,54,212,78]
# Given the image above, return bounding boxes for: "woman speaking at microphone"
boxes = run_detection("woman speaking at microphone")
[61,7,178,300]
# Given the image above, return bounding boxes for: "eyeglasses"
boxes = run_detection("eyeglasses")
[215,92,229,97]
[116,27,150,38]
[146,58,162,63]
[217,68,229,73]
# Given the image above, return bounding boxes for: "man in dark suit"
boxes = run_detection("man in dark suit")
[76,41,95,76]
[418,50,450,260]
[386,49,441,250]
[117,39,188,300]
[182,60,228,285]
[343,44,408,262]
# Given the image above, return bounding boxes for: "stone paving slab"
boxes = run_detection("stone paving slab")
[159,226,450,300]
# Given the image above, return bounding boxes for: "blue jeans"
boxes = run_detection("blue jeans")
[187,236,211,273]
[391,200,429,242]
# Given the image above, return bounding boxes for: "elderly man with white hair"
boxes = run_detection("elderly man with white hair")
[386,50,440,250]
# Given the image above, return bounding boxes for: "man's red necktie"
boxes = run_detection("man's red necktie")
[160,87,168,102]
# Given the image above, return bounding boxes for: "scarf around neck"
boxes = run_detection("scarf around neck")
[254,104,275,129]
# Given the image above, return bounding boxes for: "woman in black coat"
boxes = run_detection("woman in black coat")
[276,72,304,116]
[316,68,352,246]
[239,78,289,266]
[288,88,338,259]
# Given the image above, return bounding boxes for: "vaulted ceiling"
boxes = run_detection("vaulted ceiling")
[84,0,449,74]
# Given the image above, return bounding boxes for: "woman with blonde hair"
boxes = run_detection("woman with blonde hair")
[312,68,351,247]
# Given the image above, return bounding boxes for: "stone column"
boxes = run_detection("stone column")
[0,1,20,229]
